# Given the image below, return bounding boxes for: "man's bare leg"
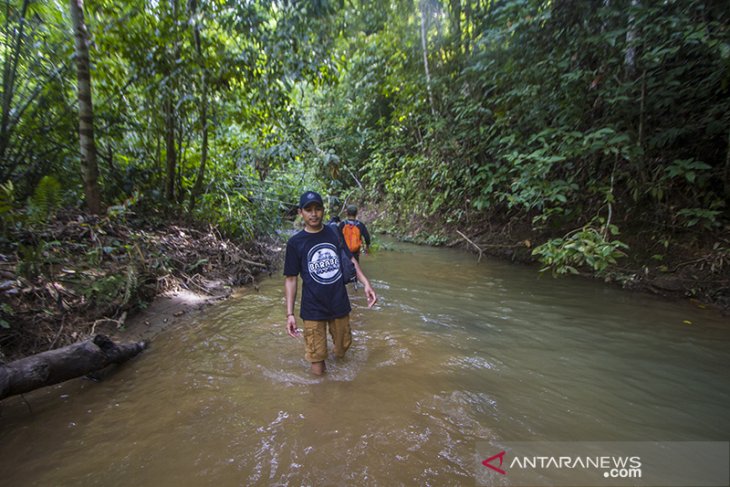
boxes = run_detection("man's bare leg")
[311,361,326,375]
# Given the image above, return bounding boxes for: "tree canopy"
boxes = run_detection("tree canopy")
[1,0,729,275]
[304,0,730,275]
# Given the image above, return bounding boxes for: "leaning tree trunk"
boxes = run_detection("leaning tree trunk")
[69,0,102,215]
[0,335,147,401]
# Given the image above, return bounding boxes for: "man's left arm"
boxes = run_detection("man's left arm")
[351,257,377,307]
[360,222,371,247]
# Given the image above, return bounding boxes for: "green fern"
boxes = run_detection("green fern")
[0,181,17,235]
[17,242,46,280]
[122,266,138,306]
[28,176,62,224]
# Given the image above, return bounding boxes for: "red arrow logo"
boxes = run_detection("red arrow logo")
[482,450,507,475]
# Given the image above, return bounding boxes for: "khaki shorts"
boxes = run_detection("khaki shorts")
[302,315,351,362]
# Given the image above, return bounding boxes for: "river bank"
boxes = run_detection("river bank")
[1,203,727,363]
[104,288,228,344]
[362,205,730,314]
[0,211,281,361]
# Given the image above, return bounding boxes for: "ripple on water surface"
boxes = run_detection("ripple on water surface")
[0,241,729,486]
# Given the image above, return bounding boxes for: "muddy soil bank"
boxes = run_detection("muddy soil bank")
[0,212,282,362]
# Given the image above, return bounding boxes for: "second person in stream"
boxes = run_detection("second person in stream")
[284,191,378,375]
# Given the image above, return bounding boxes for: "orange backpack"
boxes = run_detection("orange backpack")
[342,222,362,253]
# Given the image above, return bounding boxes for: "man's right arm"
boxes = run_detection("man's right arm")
[285,276,299,337]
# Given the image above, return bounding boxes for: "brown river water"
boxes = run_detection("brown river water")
[0,239,728,486]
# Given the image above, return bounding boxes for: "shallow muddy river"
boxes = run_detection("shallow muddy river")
[1,240,729,486]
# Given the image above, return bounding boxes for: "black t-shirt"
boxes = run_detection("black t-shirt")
[284,225,353,320]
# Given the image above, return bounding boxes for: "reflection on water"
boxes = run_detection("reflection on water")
[1,239,729,485]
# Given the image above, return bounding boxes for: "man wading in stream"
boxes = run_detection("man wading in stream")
[284,191,378,375]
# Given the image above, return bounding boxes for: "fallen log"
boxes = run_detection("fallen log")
[0,335,147,401]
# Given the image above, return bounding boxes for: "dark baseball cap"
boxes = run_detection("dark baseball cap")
[299,191,324,209]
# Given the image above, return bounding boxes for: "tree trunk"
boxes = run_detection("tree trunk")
[419,0,436,117]
[164,0,181,204]
[188,0,208,213]
[723,130,730,200]
[449,0,462,56]
[463,0,471,55]
[165,95,177,202]
[0,0,30,170]
[69,0,102,215]
[189,73,209,213]
[0,335,147,401]
[624,0,639,78]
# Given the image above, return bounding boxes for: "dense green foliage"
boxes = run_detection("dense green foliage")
[1,0,337,239]
[304,0,730,274]
[1,0,729,277]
